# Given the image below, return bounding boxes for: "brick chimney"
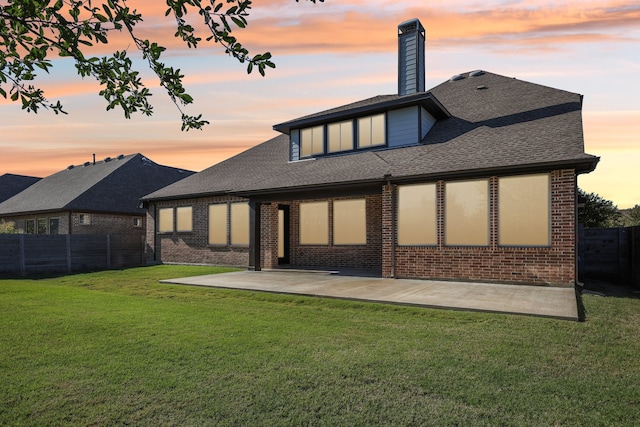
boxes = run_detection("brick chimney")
[398,19,425,96]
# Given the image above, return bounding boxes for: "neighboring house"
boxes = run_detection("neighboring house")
[142,19,598,287]
[0,154,193,236]
[0,174,41,203]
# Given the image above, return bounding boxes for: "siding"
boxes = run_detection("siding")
[421,107,436,139]
[290,129,300,161]
[388,106,419,148]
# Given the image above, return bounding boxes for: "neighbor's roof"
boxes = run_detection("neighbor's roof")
[0,154,194,216]
[142,71,599,201]
[0,174,41,203]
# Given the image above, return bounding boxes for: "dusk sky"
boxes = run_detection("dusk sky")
[1,0,638,208]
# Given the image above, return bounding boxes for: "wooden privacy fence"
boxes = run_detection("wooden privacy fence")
[578,225,640,288]
[0,234,145,276]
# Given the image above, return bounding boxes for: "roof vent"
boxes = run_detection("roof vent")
[476,85,487,90]
[449,74,464,82]
[104,157,112,162]
[67,165,74,170]
[469,70,485,77]
[83,162,91,167]
[117,154,124,160]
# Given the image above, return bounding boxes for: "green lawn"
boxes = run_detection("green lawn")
[1,265,638,426]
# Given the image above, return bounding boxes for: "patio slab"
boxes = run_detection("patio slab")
[160,270,579,321]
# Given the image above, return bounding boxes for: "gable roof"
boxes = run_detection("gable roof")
[0,154,194,216]
[0,174,41,203]
[142,71,598,202]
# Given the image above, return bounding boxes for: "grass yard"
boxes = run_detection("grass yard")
[1,265,639,426]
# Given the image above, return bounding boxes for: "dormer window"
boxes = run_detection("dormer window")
[298,113,387,159]
[300,125,324,157]
[357,114,386,149]
[328,120,354,153]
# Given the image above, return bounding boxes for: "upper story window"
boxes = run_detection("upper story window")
[300,125,324,157]
[328,120,354,153]
[299,113,386,158]
[358,114,385,149]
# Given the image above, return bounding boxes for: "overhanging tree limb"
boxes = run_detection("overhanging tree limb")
[0,0,323,131]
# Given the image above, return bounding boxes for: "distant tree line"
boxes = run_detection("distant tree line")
[578,188,640,228]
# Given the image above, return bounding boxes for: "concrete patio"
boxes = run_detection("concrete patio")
[160,270,580,321]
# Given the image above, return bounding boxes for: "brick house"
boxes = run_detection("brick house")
[142,19,598,287]
[0,154,193,237]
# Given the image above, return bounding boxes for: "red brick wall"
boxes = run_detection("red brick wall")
[148,196,250,267]
[281,195,383,271]
[382,170,577,287]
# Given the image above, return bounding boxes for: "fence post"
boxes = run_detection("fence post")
[19,234,26,276]
[66,234,72,273]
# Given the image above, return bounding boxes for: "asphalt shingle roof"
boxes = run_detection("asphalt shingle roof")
[0,154,194,216]
[142,71,598,201]
[0,174,41,203]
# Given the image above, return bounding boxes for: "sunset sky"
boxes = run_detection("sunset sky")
[1,0,638,208]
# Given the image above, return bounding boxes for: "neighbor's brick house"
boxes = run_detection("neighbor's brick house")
[0,154,193,238]
[142,19,598,287]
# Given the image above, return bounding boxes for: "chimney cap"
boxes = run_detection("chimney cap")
[398,18,424,35]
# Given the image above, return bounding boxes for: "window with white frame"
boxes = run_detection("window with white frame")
[79,213,91,225]
[26,219,35,234]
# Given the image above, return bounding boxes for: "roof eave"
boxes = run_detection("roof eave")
[273,92,451,135]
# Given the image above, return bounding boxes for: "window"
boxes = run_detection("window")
[133,217,143,228]
[445,179,489,246]
[328,120,354,153]
[299,201,328,245]
[37,218,47,234]
[398,183,437,245]
[333,199,366,245]
[79,213,91,225]
[208,204,228,245]
[26,219,35,234]
[49,218,60,235]
[300,125,324,157]
[230,203,249,246]
[158,208,174,233]
[176,206,193,232]
[499,174,550,246]
[358,114,385,148]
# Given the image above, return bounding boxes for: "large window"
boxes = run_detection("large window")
[445,179,489,246]
[328,120,354,153]
[333,199,366,245]
[26,219,35,234]
[176,206,193,232]
[230,203,249,246]
[358,114,385,148]
[499,174,550,246]
[208,204,227,245]
[300,125,324,157]
[299,201,328,245]
[398,183,437,245]
[158,208,174,233]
